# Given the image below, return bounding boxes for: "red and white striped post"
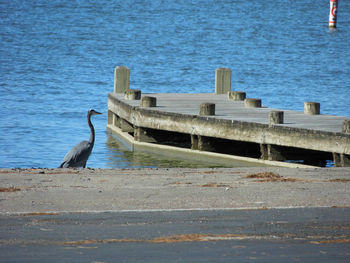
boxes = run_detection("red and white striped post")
[329,0,338,28]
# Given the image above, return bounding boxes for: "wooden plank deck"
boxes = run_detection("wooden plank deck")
[117,93,348,133]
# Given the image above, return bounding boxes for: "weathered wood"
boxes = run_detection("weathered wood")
[107,93,350,162]
[198,136,216,152]
[333,153,350,167]
[304,102,320,115]
[141,96,157,107]
[343,120,350,134]
[191,135,199,150]
[125,89,141,100]
[199,103,215,116]
[269,111,284,125]
[134,127,157,143]
[114,66,130,93]
[228,91,246,101]
[215,68,231,94]
[120,118,134,133]
[245,98,261,108]
[107,110,113,125]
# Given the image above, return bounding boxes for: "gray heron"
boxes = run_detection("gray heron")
[59,109,102,168]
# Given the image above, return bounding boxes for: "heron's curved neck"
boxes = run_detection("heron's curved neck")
[88,113,95,145]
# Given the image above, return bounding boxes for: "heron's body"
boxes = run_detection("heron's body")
[59,141,93,168]
[59,109,102,168]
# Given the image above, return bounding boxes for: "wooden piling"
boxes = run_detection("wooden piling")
[198,136,216,152]
[228,91,246,101]
[134,127,157,143]
[141,96,157,107]
[200,103,215,116]
[342,120,350,134]
[125,89,141,100]
[304,102,320,115]
[269,111,284,126]
[245,98,261,108]
[107,110,113,125]
[114,66,130,93]
[215,68,231,94]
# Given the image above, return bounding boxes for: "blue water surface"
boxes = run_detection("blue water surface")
[0,0,349,168]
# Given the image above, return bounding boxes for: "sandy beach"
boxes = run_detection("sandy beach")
[1,167,350,214]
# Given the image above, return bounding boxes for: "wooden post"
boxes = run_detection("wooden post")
[134,127,157,143]
[342,120,350,134]
[215,68,231,94]
[268,145,285,161]
[140,96,157,107]
[260,144,268,160]
[228,91,246,101]
[107,110,113,125]
[269,111,284,126]
[200,103,215,116]
[125,89,141,100]
[114,66,130,93]
[333,152,350,167]
[329,0,338,28]
[198,136,216,152]
[120,119,134,133]
[260,144,285,161]
[191,135,199,150]
[245,98,261,108]
[304,102,320,115]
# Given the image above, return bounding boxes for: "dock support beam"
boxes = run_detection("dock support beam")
[120,119,134,133]
[197,136,216,152]
[114,66,130,93]
[333,153,350,167]
[191,135,209,151]
[134,127,157,143]
[107,110,114,125]
[215,68,231,94]
[260,144,286,161]
[191,135,199,150]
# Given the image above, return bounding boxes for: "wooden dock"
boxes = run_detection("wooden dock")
[107,67,350,167]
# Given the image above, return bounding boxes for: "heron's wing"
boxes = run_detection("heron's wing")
[60,141,93,168]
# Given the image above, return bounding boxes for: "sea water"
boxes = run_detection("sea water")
[1,0,349,168]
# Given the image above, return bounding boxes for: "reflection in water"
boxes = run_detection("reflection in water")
[105,132,260,168]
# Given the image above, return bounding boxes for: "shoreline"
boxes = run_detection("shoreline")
[1,167,350,214]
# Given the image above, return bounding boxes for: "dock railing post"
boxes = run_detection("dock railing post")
[125,89,141,100]
[141,96,157,107]
[215,68,231,94]
[114,66,130,93]
[342,120,350,134]
[245,98,262,108]
[304,102,320,115]
[200,103,215,116]
[269,111,284,126]
[228,91,246,101]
